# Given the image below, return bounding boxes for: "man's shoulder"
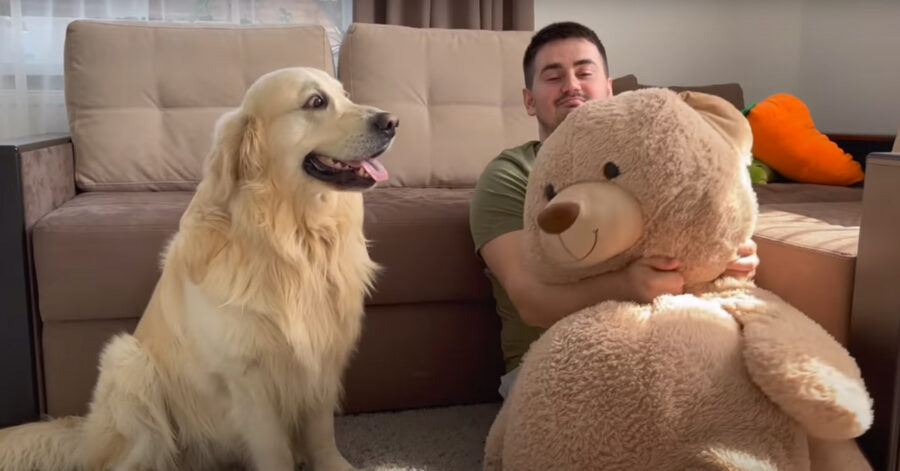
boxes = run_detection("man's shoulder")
[494,140,541,165]
[469,140,540,250]
[480,140,541,179]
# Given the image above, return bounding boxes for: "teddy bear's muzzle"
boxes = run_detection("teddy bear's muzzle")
[535,182,644,268]
[537,202,580,234]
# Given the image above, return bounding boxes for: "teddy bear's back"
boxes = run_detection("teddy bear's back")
[500,295,809,471]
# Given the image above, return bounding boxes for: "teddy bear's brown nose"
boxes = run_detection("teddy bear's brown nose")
[537,202,580,234]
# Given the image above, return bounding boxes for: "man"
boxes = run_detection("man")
[468,21,758,399]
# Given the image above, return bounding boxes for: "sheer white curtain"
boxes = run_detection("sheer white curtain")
[0,0,352,140]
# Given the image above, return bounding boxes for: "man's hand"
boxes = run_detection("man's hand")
[622,256,685,304]
[721,238,759,281]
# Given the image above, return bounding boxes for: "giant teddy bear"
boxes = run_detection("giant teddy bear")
[483,88,874,471]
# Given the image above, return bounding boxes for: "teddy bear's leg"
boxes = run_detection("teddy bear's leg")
[482,403,509,471]
[807,437,873,471]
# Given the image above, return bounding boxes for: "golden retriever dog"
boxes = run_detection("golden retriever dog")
[0,67,397,471]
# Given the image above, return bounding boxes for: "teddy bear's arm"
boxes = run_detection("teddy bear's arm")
[718,285,873,440]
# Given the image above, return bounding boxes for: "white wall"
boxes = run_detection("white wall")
[797,1,900,135]
[535,0,900,135]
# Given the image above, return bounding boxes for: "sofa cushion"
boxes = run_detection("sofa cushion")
[756,202,860,257]
[338,23,537,188]
[65,21,335,192]
[752,201,861,344]
[33,191,189,322]
[753,182,863,205]
[41,302,503,417]
[32,188,491,322]
[42,318,137,416]
[363,188,492,305]
[612,74,639,95]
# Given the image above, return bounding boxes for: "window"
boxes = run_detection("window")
[0,0,353,139]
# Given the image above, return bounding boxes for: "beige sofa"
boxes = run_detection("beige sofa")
[2,20,898,470]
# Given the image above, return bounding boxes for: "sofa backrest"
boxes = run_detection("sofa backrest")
[338,23,537,188]
[65,20,334,192]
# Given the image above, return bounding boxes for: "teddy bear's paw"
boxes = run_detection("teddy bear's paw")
[744,339,874,439]
[713,285,783,325]
[717,286,856,371]
[715,286,875,439]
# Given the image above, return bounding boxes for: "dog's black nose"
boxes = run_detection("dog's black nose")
[373,112,399,137]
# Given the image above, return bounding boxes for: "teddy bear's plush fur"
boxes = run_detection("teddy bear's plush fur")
[483,89,874,471]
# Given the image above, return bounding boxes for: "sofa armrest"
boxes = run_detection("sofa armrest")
[2,133,76,228]
[850,152,900,471]
[0,133,74,426]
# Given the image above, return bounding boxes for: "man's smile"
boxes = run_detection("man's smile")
[557,95,588,108]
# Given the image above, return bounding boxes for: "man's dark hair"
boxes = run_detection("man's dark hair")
[523,21,609,89]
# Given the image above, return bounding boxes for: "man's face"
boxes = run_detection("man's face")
[524,38,613,140]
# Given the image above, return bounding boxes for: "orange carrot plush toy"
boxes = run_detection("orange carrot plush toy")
[746,93,864,186]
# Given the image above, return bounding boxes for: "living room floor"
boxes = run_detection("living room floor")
[329,402,501,471]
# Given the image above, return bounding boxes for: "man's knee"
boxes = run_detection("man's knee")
[498,366,521,400]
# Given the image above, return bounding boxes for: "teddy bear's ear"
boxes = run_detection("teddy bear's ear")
[678,91,752,164]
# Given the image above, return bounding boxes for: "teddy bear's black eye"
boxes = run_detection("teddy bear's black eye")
[604,162,621,180]
[544,183,557,200]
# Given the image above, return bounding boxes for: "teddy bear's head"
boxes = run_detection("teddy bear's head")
[524,88,757,286]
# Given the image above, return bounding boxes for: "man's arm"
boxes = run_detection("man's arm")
[468,145,757,330]
[480,230,685,329]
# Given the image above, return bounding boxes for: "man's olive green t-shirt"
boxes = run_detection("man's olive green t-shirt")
[469,140,546,373]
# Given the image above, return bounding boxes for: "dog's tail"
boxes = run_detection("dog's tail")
[0,415,84,471]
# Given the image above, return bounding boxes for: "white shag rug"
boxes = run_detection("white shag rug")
[328,402,502,471]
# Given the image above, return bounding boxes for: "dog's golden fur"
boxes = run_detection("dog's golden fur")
[0,67,395,471]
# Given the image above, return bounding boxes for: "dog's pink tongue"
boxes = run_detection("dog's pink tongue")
[361,159,388,182]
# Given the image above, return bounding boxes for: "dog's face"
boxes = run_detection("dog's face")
[233,67,397,192]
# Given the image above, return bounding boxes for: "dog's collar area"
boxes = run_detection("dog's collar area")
[302,152,388,189]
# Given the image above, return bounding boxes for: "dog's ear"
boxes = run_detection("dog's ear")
[237,114,264,181]
[204,110,265,195]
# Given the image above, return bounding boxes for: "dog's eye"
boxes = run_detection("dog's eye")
[604,162,621,180]
[544,183,557,200]
[303,94,327,110]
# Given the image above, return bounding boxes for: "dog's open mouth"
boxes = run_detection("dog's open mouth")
[302,149,389,189]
